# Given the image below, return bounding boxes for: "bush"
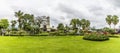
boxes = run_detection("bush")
[7,30,29,36]
[49,32,59,36]
[39,33,49,36]
[67,32,75,35]
[17,30,28,35]
[83,33,109,41]
[102,27,115,34]
[49,32,66,36]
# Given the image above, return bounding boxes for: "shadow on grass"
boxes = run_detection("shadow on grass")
[109,35,120,38]
[83,38,110,42]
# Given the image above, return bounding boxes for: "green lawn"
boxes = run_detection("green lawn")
[0,36,120,53]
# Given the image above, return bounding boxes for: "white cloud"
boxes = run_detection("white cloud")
[0,0,119,28]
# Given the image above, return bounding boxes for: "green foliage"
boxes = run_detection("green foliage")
[22,14,34,30]
[106,15,112,28]
[14,10,41,34]
[39,32,49,36]
[11,20,17,30]
[49,32,66,36]
[90,26,96,31]
[112,15,119,29]
[79,30,85,35]
[102,27,115,34]
[65,25,70,31]
[81,19,90,31]
[70,19,81,30]
[35,17,42,27]
[70,18,90,34]
[83,33,109,41]
[49,32,59,36]
[0,19,9,29]
[106,15,119,29]
[57,23,64,30]
[8,30,28,36]
[17,30,28,35]
[15,10,24,29]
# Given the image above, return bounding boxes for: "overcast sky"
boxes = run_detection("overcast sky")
[0,0,120,28]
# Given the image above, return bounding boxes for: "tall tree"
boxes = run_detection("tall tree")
[106,15,112,28]
[81,19,86,30]
[0,19,9,29]
[86,20,90,30]
[81,19,90,31]
[112,15,119,29]
[35,16,43,28]
[76,19,81,27]
[65,25,69,31]
[70,18,82,34]
[11,20,17,30]
[57,23,64,32]
[76,19,81,34]
[22,14,34,31]
[21,14,36,35]
[15,10,24,30]
[70,19,77,30]
[0,19,9,35]
[70,19,81,29]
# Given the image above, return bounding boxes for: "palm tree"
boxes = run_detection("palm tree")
[112,15,119,29]
[106,15,112,28]
[70,19,81,33]
[22,14,35,33]
[76,19,81,27]
[81,19,86,31]
[70,19,77,30]
[65,25,69,31]
[11,20,17,30]
[15,10,24,30]
[76,19,81,34]
[86,20,90,30]
[81,19,90,31]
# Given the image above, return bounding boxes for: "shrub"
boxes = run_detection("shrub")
[17,30,28,35]
[49,32,60,36]
[7,30,29,36]
[102,27,115,34]
[39,33,49,36]
[49,32,66,36]
[83,33,109,41]
[51,29,56,32]
[67,32,75,35]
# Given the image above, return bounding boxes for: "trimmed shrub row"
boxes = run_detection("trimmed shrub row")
[83,33,109,41]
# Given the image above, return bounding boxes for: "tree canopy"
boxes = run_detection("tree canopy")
[0,19,9,29]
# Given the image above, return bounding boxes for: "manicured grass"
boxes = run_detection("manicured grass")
[0,36,120,53]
